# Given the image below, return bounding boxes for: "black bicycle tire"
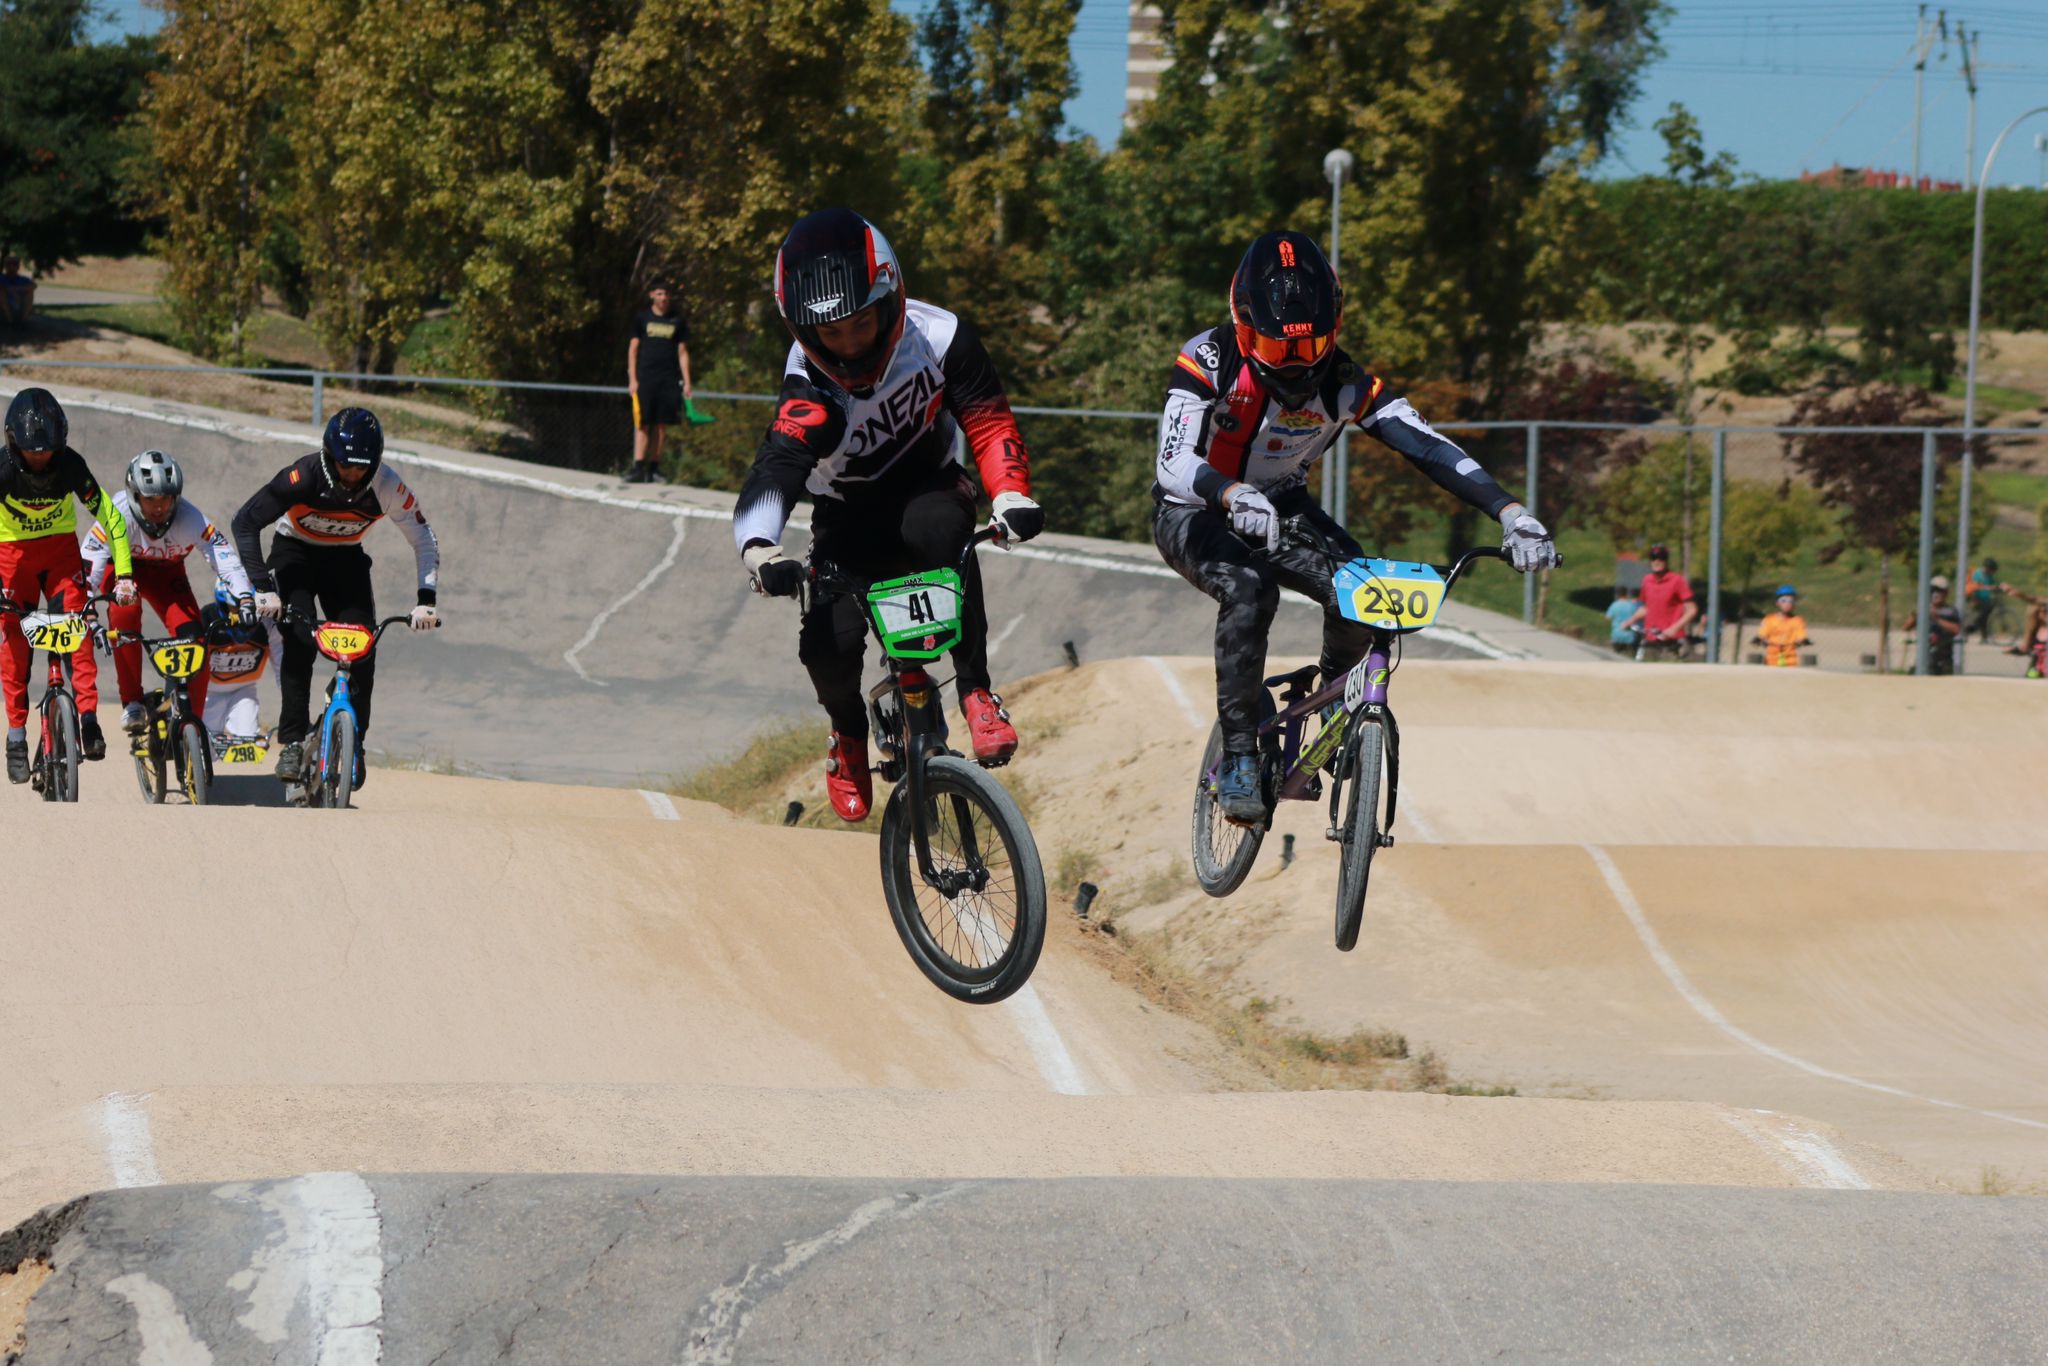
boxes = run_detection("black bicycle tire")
[133,713,166,804]
[327,711,356,811]
[52,695,81,803]
[1990,597,2022,649]
[1333,719,1386,953]
[879,755,1046,1005]
[179,721,210,806]
[1191,721,1265,897]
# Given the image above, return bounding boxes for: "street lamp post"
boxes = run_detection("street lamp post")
[1324,148,1355,525]
[1958,106,2048,674]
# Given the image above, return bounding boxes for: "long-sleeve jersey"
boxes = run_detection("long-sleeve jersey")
[231,454,440,604]
[84,491,252,598]
[732,299,1032,551]
[1156,326,1515,519]
[0,445,132,574]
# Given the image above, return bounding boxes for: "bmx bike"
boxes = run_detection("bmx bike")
[281,611,424,810]
[0,587,113,804]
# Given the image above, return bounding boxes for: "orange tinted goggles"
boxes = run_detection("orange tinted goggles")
[1246,329,1333,369]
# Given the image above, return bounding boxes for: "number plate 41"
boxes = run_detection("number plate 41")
[1335,559,1447,631]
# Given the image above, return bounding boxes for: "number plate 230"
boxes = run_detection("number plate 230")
[1335,559,1447,631]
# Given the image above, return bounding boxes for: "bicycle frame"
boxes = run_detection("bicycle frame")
[812,526,1002,894]
[285,611,411,797]
[2,587,113,786]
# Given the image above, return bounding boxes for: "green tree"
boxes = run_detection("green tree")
[0,0,157,272]
[142,0,288,362]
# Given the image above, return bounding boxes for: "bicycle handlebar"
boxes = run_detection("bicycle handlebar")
[1274,515,1543,600]
[806,522,1005,598]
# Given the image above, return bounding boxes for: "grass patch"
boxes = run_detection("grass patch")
[40,301,183,347]
[1898,366,2043,416]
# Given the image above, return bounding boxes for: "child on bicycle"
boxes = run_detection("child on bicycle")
[1,388,136,782]
[1753,585,1809,668]
[1152,231,1555,822]
[82,451,256,738]
[197,578,282,750]
[732,208,1044,821]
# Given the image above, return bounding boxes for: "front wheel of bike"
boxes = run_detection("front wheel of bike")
[1191,721,1265,897]
[47,696,81,803]
[179,721,210,806]
[324,711,355,811]
[1333,719,1387,953]
[879,755,1046,1004]
[133,720,166,804]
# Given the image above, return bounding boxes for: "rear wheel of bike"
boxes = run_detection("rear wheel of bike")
[179,721,210,806]
[1989,596,2021,649]
[879,755,1046,1004]
[48,696,81,804]
[325,711,356,811]
[1333,719,1387,953]
[133,714,166,804]
[1191,720,1266,897]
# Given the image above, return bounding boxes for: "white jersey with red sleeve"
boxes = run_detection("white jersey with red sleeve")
[83,491,255,598]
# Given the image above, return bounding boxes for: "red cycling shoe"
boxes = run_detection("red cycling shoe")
[825,731,872,821]
[962,689,1017,762]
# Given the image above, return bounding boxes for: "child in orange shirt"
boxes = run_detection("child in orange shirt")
[1755,585,1809,667]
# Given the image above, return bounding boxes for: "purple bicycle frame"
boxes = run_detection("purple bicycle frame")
[1268,639,1393,803]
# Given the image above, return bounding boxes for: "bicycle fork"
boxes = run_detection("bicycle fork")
[894,665,986,898]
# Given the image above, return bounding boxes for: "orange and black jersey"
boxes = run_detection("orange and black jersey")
[732,299,1031,551]
[231,453,441,604]
[1157,325,1514,519]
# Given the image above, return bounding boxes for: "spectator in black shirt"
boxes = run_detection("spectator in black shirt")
[626,280,693,484]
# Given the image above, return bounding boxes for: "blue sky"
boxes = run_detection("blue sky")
[100,0,2048,187]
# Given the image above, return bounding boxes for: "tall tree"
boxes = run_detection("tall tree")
[0,0,157,272]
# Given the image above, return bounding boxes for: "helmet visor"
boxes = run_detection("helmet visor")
[1246,329,1333,372]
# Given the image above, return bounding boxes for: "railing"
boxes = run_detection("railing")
[2,356,2036,676]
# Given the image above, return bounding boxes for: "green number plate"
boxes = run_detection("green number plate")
[866,569,964,660]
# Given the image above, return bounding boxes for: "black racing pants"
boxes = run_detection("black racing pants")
[270,537,378,745]
[1154,487,1371,755]
[802,470,992,738]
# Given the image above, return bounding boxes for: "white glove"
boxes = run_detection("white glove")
[1499,505,1560,573]
[743,543,806,598]
[410,604,440,631]
[112,577,138,606]
[1227,486,1279,552]
[253,590,283,620]
[990,490,1044,544]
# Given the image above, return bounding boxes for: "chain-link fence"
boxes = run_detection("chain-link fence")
[4,357,2038,675]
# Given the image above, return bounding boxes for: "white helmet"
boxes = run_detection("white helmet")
[126,450,184,536]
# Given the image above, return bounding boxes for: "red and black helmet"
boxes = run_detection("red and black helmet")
[774,208,906,395]
[1229,230,1343,406]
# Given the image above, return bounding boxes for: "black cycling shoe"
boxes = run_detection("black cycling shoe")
[1215,752,1267,826]
[79,712,107,761]
[5,737,27,785]
[275,740,305,784]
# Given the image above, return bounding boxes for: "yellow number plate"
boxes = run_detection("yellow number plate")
[316,624,373,660]
[1338,559,1447,631]
[151,642,208,679]
[23,614,87,655]
[220,741,268,765]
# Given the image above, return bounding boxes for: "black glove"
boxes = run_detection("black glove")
[991,491,1045,544]
[744,544,806,598]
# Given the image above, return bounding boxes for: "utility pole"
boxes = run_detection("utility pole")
[1913,6,1946,183]
[1959,22,1980,191]
[1323,148,1355,525]
[2036,132,2048,189]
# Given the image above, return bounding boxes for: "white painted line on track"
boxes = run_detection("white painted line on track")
[985,612,1026,659]
[1585,843,2048,1133]
[566,516,688,684]
[105,1273,217,1364]
[218,1172,385,1366]
[1145,656,1204,730]
[640,789,681,821]
[1720,1111,1869,1191]
[99,1091,162,1189]
[1005,985,1089,1096]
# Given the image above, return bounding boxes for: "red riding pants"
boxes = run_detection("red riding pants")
[101,561,207,716]
[0,537,99,728]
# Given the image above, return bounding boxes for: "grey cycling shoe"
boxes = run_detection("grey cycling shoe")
[275,740,305,784]
[1215,752,1266,825]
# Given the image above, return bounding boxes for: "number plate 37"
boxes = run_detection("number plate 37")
[1334,559,1447,631]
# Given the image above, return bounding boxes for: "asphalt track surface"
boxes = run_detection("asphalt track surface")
[2,382,2042,1362]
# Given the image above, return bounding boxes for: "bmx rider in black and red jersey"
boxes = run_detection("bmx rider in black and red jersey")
[1154,230,1559,823]
[733,207,1045,822]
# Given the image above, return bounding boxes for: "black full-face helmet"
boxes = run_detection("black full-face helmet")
[1230,230,1343,407]
[774,208,906,395]
[5,387,68,458]
[321,407,384,499]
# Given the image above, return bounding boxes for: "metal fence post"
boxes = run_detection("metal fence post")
[1523,423,1539,625]
[1333,429,1350,528]
[1916,430,1937,677]
[1706,429,1726,664]
[312,372,326,430]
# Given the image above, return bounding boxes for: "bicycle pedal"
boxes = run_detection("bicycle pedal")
[1325,825,1342,842]
[976,754,1012,770]
[1377,832,1396,848]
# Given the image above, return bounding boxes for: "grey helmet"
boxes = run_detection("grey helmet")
[126,450,185,537]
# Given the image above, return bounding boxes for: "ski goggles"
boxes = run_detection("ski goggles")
[1246,329,1333,370]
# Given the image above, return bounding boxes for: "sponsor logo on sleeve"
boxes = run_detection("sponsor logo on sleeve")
[1195,341,1221,370]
